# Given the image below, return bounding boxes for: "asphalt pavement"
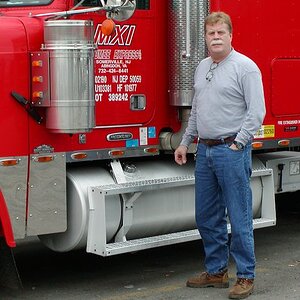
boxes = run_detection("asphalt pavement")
[0,193,299,300]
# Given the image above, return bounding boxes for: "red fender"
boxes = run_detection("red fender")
[0,190,16,247]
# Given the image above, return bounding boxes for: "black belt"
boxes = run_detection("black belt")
[199,135,236,146]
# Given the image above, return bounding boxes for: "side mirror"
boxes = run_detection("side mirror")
[106,0,136,22]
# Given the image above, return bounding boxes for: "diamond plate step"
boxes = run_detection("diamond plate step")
[91,175,195,196]
[93,217,275,256]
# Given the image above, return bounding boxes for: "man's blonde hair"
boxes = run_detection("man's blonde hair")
[205,12,232,34]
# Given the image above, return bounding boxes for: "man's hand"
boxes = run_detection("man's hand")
[230,141,244,151]
[174,145,188,165]
[229,143,239,151]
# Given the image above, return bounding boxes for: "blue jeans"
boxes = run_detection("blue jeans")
[195,142,255,279]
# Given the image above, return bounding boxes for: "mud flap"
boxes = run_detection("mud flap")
[0,237,22,290]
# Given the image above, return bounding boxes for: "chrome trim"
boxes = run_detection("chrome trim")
[66,146,160,163]
[94,123,143,129]
[107,132,133,141]
[27,152,67,235]
[0,156,28,239]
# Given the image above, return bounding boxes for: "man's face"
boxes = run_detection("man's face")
[205,21,232,60]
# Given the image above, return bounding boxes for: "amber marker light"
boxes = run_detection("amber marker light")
[32,76,43,83]
[109,150,125,158]
[32,91,43,99]
[71,152,88,160]
[144,147,159,155]
[33,155,54,163]
[278,139,290,147]
[32,60,43,67]
[252,141,264,149]
[0,159,19,166]
[101,18,116,36]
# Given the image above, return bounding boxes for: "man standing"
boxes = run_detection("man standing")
[174,12,265,299]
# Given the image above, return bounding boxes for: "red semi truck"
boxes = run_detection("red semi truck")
[1,0,299,285]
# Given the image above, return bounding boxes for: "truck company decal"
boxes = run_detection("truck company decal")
[278,119,300,125]
[148,127,156,138]
[94,24,143,106]
[284,126,298,132]
[126,139,139,148]
[255,125,275,138]
[277,119,300,132]
[94,24,136,46]
[139,127,148,146]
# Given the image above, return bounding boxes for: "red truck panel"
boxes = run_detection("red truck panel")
[26,2,176,154]
[0,18,29,157]
[212,0,300,141]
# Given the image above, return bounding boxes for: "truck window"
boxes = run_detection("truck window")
[74,0,150,10]
[0,0,52,7]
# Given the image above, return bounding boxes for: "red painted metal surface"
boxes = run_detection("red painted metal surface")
[0,190,16,248]
[211,0,300,141]
[0,18,29,157]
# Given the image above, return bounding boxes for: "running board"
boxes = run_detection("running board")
[86,167,276,257]
[91,218,275,257]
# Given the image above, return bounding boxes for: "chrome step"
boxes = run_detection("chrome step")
[105,229,200,256]
[88,217,276,257]
[90,175,195,195]
[252,167,273,177]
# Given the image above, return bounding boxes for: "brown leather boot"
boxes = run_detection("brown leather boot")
[186,270,229,288]
[228,278,254,299]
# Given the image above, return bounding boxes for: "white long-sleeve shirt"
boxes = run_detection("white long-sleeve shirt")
[180,49,266,147]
